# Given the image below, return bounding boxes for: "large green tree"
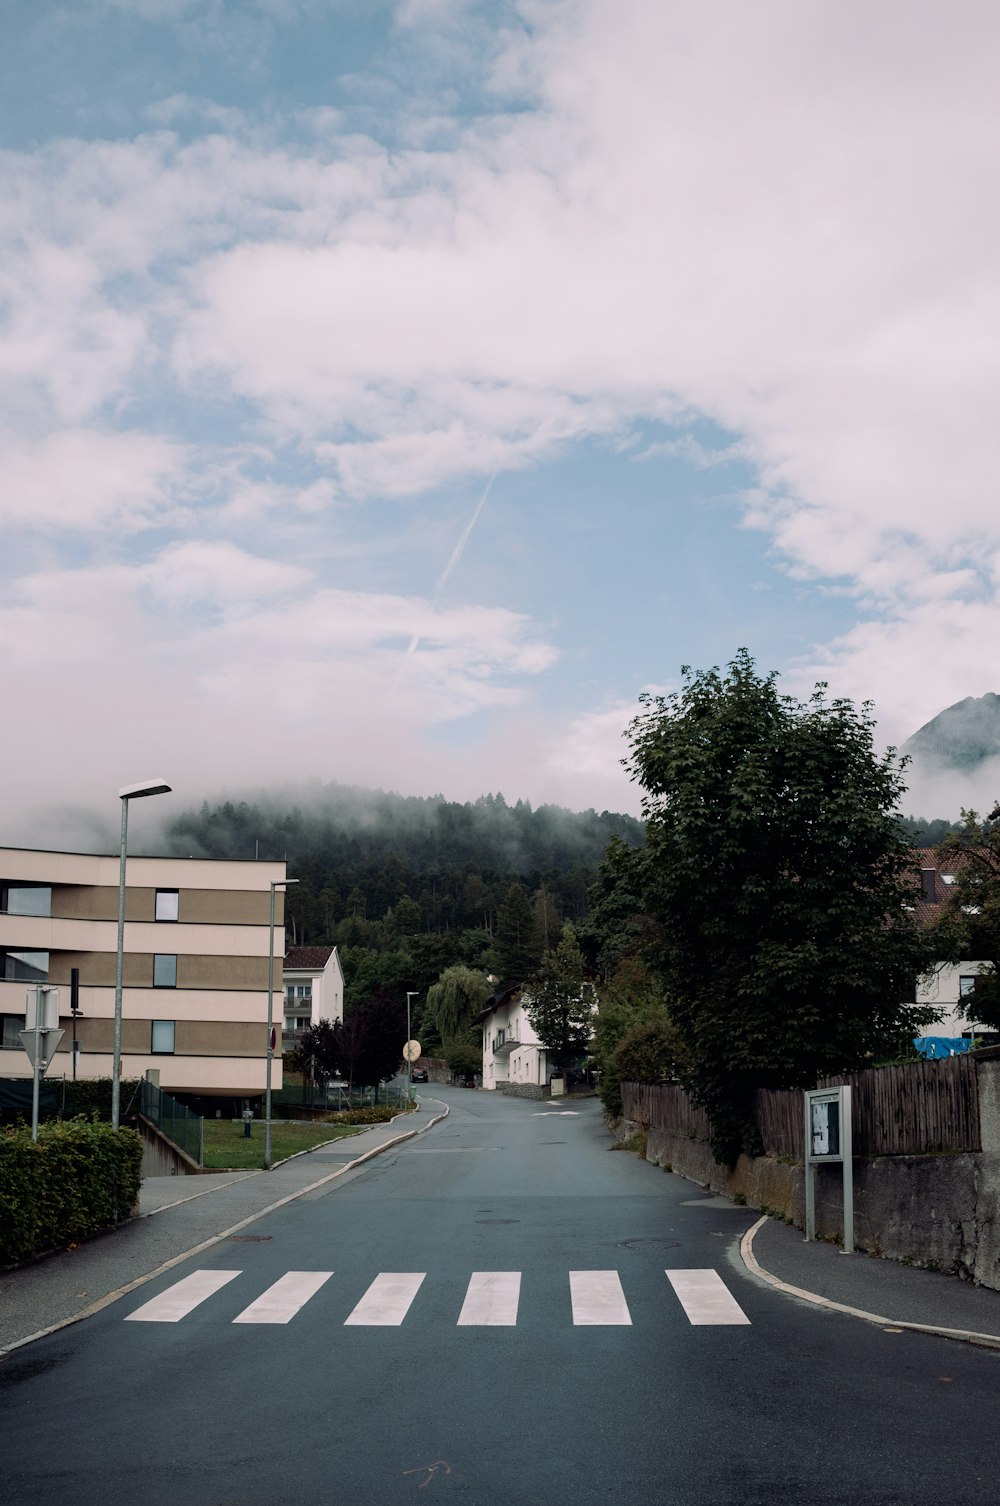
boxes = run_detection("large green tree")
[524,923,596,1076]
[622,650,938,1162]
[426,965,491,1050]
[934,807,1000,1029]
[494,883,543,983]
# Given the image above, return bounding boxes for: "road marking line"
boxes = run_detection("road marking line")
[570,1270,632,1325]
[666,1268,751,1325]
[344,1273,426,1326]
[125,1270,241,1323]
[457,1272,521,1326]
[232,1271,334,1325]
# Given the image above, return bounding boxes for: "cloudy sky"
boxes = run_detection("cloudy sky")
[3,0,999,841]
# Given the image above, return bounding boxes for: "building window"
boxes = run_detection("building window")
[959,976,978,998]
[153,954,177,988]
[285,983,312,1004]
[151,1020,175,1054]
[1,1014,24,1050]
[1,885,52,917]
[155,889,179,922]
[1,950,49,982]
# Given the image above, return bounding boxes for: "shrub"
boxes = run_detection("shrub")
[0,1120,143,1265]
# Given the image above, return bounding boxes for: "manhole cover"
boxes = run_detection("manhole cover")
[616,1237,682,1250]
[476,1219,519,1225]
[228,1235,272,1243]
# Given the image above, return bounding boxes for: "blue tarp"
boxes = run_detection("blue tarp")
[912,1036,972,1059]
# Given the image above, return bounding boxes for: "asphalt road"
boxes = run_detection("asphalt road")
[3,1087,1000,1505]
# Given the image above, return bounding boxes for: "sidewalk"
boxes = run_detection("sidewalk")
[0,1099,447,1355]
[743,1213,1000,1348]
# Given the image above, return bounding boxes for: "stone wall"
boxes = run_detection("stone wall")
[498,1081,549,1100]
[618,1056,1000,1289]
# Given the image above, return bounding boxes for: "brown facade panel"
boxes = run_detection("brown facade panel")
[50,952,151,988]
[49,886,273,926]
[51,886,154,922]
[174,1021,263,1057]
[47,954,270,990]
[180,890,276,926]
[176,955,270,991]
[55,1017,151,1053]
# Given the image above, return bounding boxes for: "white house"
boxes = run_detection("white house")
[917,961,992,1037]
[475,984,552,1096]
[913,856,992,1039]
[282,945,344,1048]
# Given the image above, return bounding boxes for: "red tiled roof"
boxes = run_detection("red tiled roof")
[284,946,336,969]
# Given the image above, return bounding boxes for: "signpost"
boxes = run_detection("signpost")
[803,1085,854,1253]
[19,985,62,1142]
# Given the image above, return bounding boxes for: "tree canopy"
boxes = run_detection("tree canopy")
[620,650,938,1161]
[524,923,596,1072]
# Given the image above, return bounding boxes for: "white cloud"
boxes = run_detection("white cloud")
[0,430,188,531]
[3,1,1000,821]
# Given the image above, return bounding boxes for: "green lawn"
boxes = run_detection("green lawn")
[201,1118,364,1170]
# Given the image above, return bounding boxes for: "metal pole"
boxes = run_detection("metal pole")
[111,796,129,1131]
[265,880,276,1170]
[406,991,417,1099]
[841,1085,854,1255]
[265,878,297,1170]
[30,986,42,1142]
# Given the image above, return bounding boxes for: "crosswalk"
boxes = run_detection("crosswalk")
[124,1267,751,1328]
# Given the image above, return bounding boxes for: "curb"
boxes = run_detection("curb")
[740,1215,1000,1352]
[0,1100,450,1358]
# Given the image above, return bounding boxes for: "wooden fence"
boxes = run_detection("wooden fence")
[623,1052,981,1158]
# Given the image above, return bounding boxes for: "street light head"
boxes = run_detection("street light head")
[118,778,171,800]
[271,878,299,889]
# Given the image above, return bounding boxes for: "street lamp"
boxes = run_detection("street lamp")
[265,877,298,1169]
[112,778,171,1131]
[406,990,418,1098]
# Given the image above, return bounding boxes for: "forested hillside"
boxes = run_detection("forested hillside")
[161,787,643,1015]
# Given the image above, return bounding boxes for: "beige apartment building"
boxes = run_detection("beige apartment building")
[0,846,286,1105]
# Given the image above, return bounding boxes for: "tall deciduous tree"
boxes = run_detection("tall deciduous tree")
[298,989,405,1095]
[524,923,596,1074]
[622,650,938,1162]
[426,965,491,1049]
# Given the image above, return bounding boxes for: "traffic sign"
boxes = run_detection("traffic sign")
[402,1039,422,1062]
[19,1028,64,1074]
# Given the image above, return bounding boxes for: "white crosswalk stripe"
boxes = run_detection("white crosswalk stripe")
[569,1270,632,1326]
[344,1272,426,1326]
[125,1269,242,1323]
[457,1271,521,1326]
[123,1267,752,1328]
[233,1271,334,1325]
[666,1269,751,1325]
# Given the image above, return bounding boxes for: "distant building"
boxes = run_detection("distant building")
[282,945,344,1050]
[0,845,286,1107]
[913,853,991,1037]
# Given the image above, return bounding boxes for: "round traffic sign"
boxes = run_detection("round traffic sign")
[402,1039,422,1062]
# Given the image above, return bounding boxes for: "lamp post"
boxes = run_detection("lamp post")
[112,778,171,1131]
[265,877,298,1169]
[406,990,418,1099]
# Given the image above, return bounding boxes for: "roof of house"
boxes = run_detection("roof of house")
[284,946,337,970]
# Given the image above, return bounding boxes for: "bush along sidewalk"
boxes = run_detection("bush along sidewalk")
[0,1120,143,1266]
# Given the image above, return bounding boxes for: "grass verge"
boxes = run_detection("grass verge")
[201,1119,364,1171]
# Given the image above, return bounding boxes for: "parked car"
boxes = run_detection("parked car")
[410,1067,428,1083]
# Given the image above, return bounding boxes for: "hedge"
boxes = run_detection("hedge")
[0,1120,143,1266]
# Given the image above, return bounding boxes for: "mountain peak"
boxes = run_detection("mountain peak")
[902,693,1000,772]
